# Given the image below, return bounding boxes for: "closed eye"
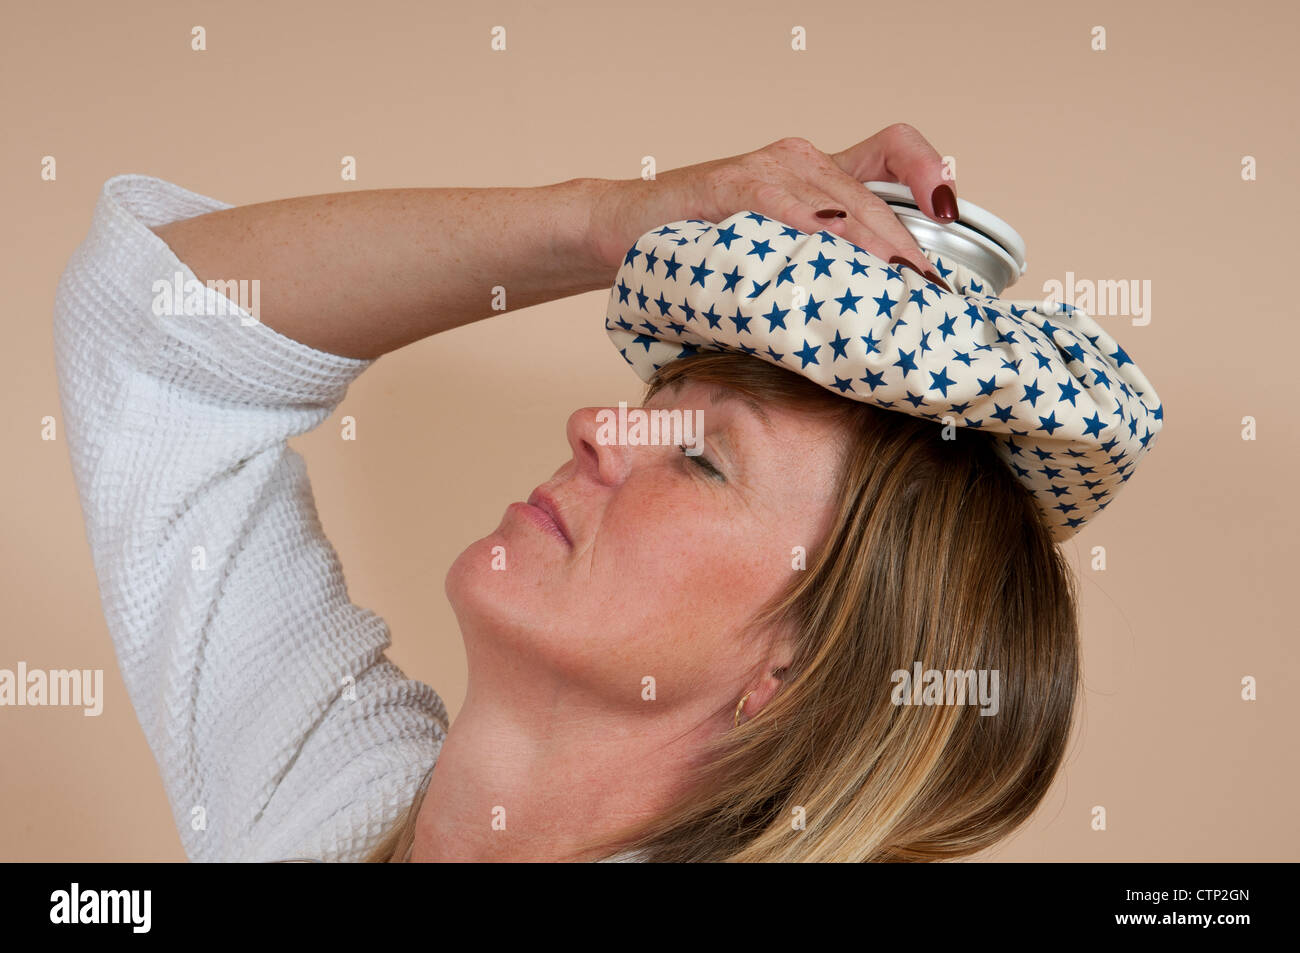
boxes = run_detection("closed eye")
[681,444,725,482]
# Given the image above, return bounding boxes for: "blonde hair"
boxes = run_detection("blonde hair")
[368,351,1080,862]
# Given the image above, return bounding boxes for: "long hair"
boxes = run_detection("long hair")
[367,350,1080,862]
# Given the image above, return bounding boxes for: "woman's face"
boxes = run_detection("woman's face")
[445,380,847,719]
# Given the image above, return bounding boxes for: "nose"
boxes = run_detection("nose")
[566,407,632,486]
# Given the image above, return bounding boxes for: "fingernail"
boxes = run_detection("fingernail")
[924,269,955,294]
[931,184,958,222]
[815,208,849,219]
[888,255,929,278]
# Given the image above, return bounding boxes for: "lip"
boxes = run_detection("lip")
[522,487,573,548]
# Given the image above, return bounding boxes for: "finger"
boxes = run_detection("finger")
[782,153,939,272]
[762,136,930,261]
[749,177,890,258]
[830,123,958,224]
[753,178,951,293]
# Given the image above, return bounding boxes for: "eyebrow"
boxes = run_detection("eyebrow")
[704,385,775,433]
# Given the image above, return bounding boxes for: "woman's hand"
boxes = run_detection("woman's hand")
[586,124,958,291]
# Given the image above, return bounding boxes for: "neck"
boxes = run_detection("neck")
[409,675,718,862]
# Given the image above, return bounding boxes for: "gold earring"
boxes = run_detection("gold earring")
[733,691,753,729]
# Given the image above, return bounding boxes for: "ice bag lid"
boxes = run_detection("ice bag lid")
[864,181,1028,295]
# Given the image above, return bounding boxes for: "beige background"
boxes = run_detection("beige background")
[2,0,1296,861]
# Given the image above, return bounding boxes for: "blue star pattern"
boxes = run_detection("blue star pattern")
[605,211,1165,542]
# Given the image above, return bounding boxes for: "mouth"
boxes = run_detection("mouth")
[520,487,573,548]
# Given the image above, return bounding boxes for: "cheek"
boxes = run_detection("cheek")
[592,500,794,669]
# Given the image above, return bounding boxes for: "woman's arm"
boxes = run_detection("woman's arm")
[55,175,448,862]
[150,177,615,359]
[152,127,958,360]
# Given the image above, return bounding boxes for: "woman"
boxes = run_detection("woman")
[54,125,1080,862]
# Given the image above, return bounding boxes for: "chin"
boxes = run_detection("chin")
[444,533,542,647]
[444,534,599,686]
[444,534,498,615]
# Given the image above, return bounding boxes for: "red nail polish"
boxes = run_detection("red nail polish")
[888,255,928,277]
[924,269,955,294]
[815,208,848,219]
[931,184,958,222]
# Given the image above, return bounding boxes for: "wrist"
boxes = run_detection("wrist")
[558,172,712,290]
[581,170,716,282]
[548,175,623,293]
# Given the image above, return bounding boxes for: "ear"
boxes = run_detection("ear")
[738,625,796,722]
[738,669,785,723]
